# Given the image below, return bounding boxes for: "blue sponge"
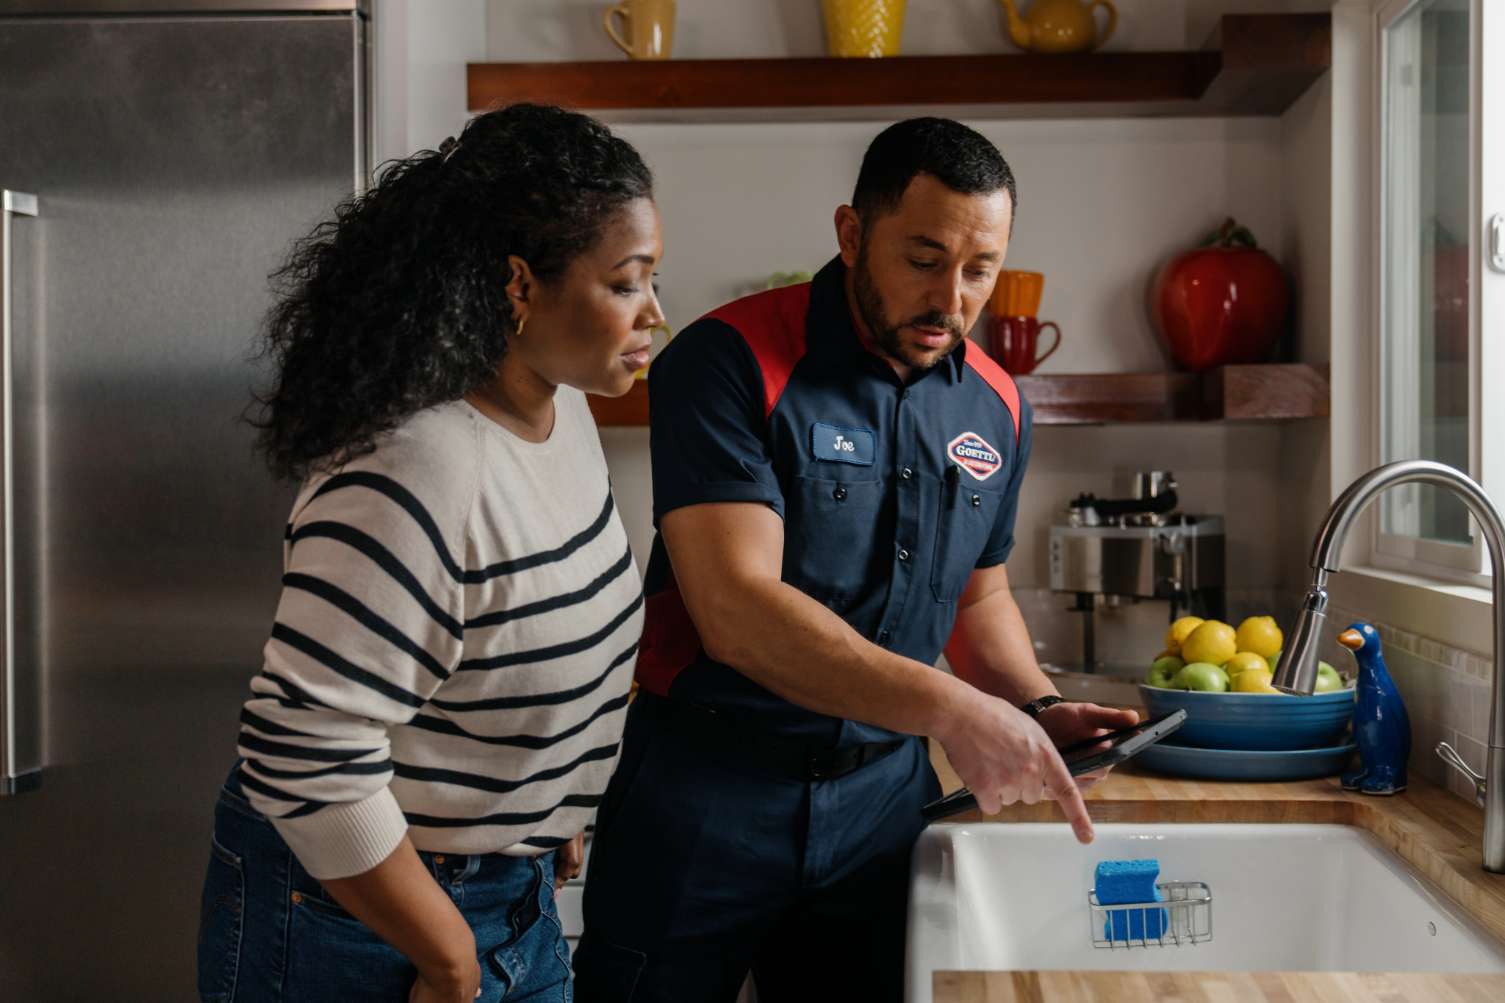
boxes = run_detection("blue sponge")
[1094,859,1167,942]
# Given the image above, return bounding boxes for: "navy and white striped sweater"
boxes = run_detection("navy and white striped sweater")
[237,389,644,879]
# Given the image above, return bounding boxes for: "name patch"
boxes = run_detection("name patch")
[811,422,875,466]
[947,431,1002,481]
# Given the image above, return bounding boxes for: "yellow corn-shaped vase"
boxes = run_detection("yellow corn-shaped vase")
[822,0,906,58]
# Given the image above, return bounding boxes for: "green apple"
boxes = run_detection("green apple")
[1147,655,1185,688]
[1314,660,1344,693]
[1172,661,1230,693]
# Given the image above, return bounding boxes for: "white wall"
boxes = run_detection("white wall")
[374,0,489,168]
[1277,17,1340,593]
[611,117,1284,374]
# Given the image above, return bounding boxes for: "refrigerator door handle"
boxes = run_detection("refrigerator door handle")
[1,189,38,796]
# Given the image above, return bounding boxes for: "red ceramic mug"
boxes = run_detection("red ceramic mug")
[988,315,1060,375]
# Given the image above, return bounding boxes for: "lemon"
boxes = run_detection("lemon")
[1231,666,1279,693]
[1225,651,1270,679]
[1163,616,1205,656]
[1235,616,1285,660]
[1180,620,1237,666]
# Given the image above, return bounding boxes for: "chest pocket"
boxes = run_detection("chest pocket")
[931,475,1005,602]
[785,474,883,605]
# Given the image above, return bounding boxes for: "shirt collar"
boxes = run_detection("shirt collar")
[807,255,967,386]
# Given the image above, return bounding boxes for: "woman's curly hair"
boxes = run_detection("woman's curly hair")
[250,103,654,480]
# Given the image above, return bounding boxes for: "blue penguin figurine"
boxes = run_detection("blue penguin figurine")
[1338,622,1411,795]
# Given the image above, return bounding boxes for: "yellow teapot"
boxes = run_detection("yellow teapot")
[1000,0,1116,54]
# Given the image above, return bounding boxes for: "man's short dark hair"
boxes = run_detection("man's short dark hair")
[851,118,1017,227]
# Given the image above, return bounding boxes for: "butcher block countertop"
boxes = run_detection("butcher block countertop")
[933,970,1505,1001]
[925,744,1505,1002]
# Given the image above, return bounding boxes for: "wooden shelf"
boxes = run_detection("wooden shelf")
[587,363,1329,428]
[1018,363,1330,425]
[469,14,1329,121]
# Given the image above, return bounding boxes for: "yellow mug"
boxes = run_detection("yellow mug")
[822,0,907,58]
[603,0,676,60]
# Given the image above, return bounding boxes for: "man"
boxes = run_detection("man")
[573,118,1137,1002]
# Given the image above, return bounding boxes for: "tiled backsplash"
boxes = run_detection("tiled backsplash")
[1015,587,1292,674]
[1321,604,1492,805]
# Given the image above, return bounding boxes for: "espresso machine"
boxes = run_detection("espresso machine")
[1048,471,1225,672]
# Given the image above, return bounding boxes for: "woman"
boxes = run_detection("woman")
[196,103,660,1003]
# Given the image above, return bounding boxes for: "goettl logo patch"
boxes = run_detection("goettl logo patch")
[947,432,1002,481]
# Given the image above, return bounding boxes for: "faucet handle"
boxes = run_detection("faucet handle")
[1436,742,1488,806]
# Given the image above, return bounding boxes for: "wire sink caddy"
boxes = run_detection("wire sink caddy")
[1088,880,1213,949]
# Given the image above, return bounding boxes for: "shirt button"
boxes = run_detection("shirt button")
[901,467,913,480]
[898,547,911,562]
[971,494,982,507]
[833,486,847,501]
[879,629,891,644]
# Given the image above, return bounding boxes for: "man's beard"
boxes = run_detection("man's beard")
[852,244,965,373]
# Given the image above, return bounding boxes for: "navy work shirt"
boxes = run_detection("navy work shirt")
[636,256,1033,747]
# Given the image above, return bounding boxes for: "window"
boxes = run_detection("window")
[1375,0,1503,581]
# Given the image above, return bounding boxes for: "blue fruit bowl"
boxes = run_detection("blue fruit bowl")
[1138,684,1355,751]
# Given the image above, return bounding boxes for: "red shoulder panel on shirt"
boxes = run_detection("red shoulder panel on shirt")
[963,345,1023,440]
[633,585,701,698]
[704,283,812,418]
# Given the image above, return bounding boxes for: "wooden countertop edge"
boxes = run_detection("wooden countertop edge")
[933,969,1505,1002]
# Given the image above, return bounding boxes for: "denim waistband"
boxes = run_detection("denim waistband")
[217,761,553,886]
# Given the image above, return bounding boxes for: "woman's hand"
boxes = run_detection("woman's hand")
[554,831,586,892]
[408,958,481,1003]
[315,836,481,1003]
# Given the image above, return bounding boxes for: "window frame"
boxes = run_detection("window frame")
[1369,0,1497,586]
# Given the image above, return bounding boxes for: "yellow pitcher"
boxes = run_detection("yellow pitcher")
[822,0,906,58]
[999,0,1116,54]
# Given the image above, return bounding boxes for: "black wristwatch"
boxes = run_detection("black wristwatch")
[1019,695,1065,719]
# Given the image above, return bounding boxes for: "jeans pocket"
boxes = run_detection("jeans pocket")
[570,933,646,1003]
[286,876,415,999]
[196,835,245,1003]
[485,859,571,1000]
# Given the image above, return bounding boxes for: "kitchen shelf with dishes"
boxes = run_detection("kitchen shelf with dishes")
[468,14,1330,122]
[587,362,1330,427]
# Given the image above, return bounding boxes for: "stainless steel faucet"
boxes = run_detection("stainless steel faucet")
[1272,460,1505,873]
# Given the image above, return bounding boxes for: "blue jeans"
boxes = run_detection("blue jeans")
[197,769,572,1002]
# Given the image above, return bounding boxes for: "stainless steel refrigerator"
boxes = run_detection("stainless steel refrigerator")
[0,2,369,997]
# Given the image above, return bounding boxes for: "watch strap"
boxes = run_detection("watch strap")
[1020,695,1065,719]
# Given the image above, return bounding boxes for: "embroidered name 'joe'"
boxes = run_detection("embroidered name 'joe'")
[811,422,875,466]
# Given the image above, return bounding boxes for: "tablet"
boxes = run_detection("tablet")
[919,709,1187,823]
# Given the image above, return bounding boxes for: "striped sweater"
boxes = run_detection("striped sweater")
[237,388,644,880]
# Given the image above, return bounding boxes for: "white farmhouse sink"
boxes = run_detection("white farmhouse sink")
[906,823,1505,1003]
